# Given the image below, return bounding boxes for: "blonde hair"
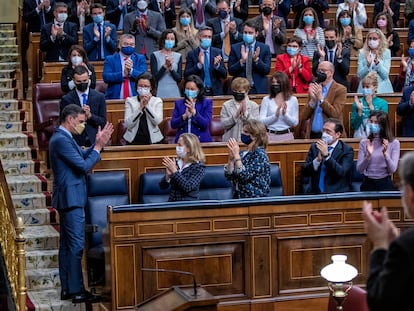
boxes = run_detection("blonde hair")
[363,28,388,58]
[180,133,206,163]
[243,119,268,150]
[231,77,250,92]
[174,8,198,37]
[362,71,379,88]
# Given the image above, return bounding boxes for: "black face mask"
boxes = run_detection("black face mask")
[261,6,272,16]
[233,91,245,102]
[271,85,281,96]
[75,82,89,92]
[325,40,336,50]
[315,71,327,84]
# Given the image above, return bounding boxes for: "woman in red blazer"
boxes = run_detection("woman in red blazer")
[275,36,312,94]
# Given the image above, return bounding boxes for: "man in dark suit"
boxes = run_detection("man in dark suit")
[206,0,242,61]
[184,26,228,96]
[103,34,148,99]
[122,0,166,59]
[105,0,136,30]
[60,66,107,147]
[181,0,217,29]
[49,104,113,303]
[312,26,350,91]
[397,85,414,137]
[83,3,117,61]
[301,118,354,194]
[228,19,271,94]
[40,2,78,61]
[148,0,176,29]
[23,0,54,33]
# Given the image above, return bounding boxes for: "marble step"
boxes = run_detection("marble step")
[0,45,18,54]
[0,120,23,132]
[26,268,60,291]
[0,62,18,71]
[0,37,16,45]
[17,208,51,226]
[0,87,16,99]
[0,53,19,63]
[0,69,16,79]
[2,159,36,175]
[0,132,28,147]
[26,249,59,270]
[6,174,44,195]
[0,146,32,160]
[24,225,59,252]
[12,193,48,210]
[27,289,86,311]
[0,110,20,122]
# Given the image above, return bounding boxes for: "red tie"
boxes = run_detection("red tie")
[123,57,130,99]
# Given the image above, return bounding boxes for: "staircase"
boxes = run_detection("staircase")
[0,24,85,311]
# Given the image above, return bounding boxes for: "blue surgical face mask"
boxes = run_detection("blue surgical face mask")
[240,133,253,145]
[362,88,373,96]
[200,38,212,49]
[303,15,314,25]
[121,46,135,56]
[409,48,414,58]
[243,33,255,45]
[93,14,104,24]
[286,47,299,56]
[184,89,198,99]
[339,17,351,26]
[180,16,191,26]
[164,39,175,49]
[369,123,380,134]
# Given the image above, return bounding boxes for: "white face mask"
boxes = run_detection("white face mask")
[368,39,379,49]
[137,87,151,96]
[57,12,68,23]
[71,56,83,66]
[137,0,148,11]
[176,146,187,159]
[322,132,334,145]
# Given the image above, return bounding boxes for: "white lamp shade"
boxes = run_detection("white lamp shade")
[320,255,358,283]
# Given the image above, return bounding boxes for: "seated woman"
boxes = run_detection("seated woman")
[220,77,259,142]
[171,75,212,143]
[123,73,164,145]
[336,0,367,29]
[172,8,199,62]
[61,45,96,93]
[150,29,182,99]
[224,119,271,199]
[337,10,363,57]
[259,72,299,142]
[373,0,400,28]
[351,72,388,138]
[397,39,414,90]
[357,28,393,94]
[293,7,325,58]
[160,133,206,201]
[375,12,400,57]
[357,110,400,191]
[275,36,312,94]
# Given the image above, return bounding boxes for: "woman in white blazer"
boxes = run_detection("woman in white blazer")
[123,73,164,144]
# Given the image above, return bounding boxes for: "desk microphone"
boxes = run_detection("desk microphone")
[141,268,198,297]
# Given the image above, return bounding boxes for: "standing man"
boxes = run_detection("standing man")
[40,2,78,61]
[312,26,350,91]
[207,0,242,61]
[396,85,414,137]
[228,19,271,94]
[83,3,117,61]
[184,26,228,96]
[362,151,414,311]
[103,34,147,99]
[60,66,107,147]
[23,0,54,33]
[301,61,347,139]
[123,0,166,59]
[106,0,137,30]
[50,104,113,303]
[301,118,354,194]
[181,0,217,29]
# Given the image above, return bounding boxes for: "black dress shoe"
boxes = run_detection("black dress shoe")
[72,290,102,304]
[60,290,70,300]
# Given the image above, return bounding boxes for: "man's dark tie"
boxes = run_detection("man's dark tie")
[97,23,103,60]
[329,50,334,63]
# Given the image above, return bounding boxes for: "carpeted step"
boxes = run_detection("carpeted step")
[0,132,28,147]
[0,29,15,37]
[0,69,16,79]
[26,249,59,270]
[0,99,18,110]
[0,53,19,63]
[0,78,15,89]
[0,25,14,31]
[12,193,49,210]
[24,225,59,252]
[0,121,23,132]
[26,290,86,311]
[6,174,44,195]
[25,268,60,291]
[0,87,17,99]
[2,159,36,175]
[0,45,18,54]
[0,146,32,160]
[17,208,51,226]
[0,37,16,45]
[0,110,20,122]
[0,62,18,71]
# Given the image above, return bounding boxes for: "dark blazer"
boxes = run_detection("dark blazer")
[23,0,55,33]
[148,0,176,29]
[105,0,137,27]
[82,21,118,61]
[40,21,78,61]
[67,0,93,30]
[61,63,97,93]
[301,140,354,194]
[184,47,228,96]
[397,85,414,137]
[367,227,414,311]
[49,127,101,210]
[102,52,148,99]
[206,17,243,50]
[250,14,287,56]
[60,89,107,146]
[228,41,271,94]
[312,47,350,90]
[232,0,248,21]
[171,97,213,143]
[374,0,400,27]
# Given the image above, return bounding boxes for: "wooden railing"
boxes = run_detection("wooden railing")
[0,161,26,311]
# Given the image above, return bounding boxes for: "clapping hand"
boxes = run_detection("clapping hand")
[227,138,240,160]
[240,44,248,62]
[214,55,222,66]
[382,138,389,156]
[316,139,328,161]
[95,122,114,149]
[366,139,374,156]
[354,95,363,112]
[162,156,177,177]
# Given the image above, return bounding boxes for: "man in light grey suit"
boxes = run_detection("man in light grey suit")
[123,0,166,59]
